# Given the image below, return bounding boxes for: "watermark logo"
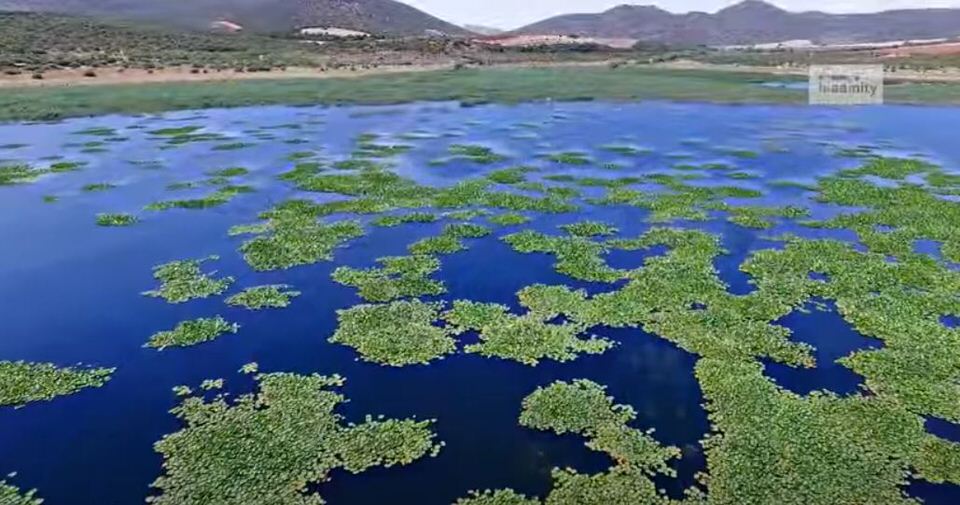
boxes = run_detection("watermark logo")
[809,65,884,105]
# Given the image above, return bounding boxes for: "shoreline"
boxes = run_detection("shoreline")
[0,60,625,89]
[4,59,960,89]
[1,64,959,122]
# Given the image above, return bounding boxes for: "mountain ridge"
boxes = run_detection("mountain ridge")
[0,0,472,36]
[515,0,960,45]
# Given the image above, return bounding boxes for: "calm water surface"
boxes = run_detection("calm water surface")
[0,101,958,504]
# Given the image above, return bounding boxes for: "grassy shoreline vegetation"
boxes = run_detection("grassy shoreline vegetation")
[3,65,960,122]
[4,65,960,122]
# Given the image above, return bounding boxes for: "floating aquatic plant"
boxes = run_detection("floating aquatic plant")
[457,380,684,504]
[226,285,301,310]
[0,164,44,185]
[146,316,239,350]
[206,167,249,178]
[0,479,42,505]
[238,207,365,271]
[142,255,234,303]
[809,157,960,262]
[487,167,534,185]
[49,161,86,172]
[332,255,445,302]
[82,182,117,192]
[212,142,254,151]
[145,185,254,211]
[544,151,592,165]
[448,144,508,164]
[372,212,438,227]
[599,144,649,156]
[561,220,619,238]
[444,297,613,366]
[408,223,491,256]
[149,126,203,137]
[96,213,137,227]
[593,175,763,223]
[330,300,457,366]
[149,372,441,504]
[488,213,530,226]
[503,230,624,282]
[0,361,114,407]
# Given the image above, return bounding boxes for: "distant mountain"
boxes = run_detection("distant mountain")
[0,0,471,36]
[515,0,960,45]
[464,24,504,36]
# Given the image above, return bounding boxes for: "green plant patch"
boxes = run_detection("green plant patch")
[73,126,117,137]
[146,316,239,350]
[82,182,117,192]
[457,380,685,504]
[49,161,86,172]
[142,255,234,303]
[149,126,203,137]
[489,213,531,226]
[0,164,45,185]
[487,167,535,185]
[503,230,625,283]
[211,142,256,151]
[330,300,457,366]
[407,223,491,256]
[599,144,650,156]
[708,203,810,229]
[807,157,960,262]
[286,151,317,161]
[561,220,619,238]
[354,139,413,159]
[238,204,365,271]
[0,361,114,407]
[544,151,592,165]
[448,144,508,164]
[332,159,390,171]
[444,297,613,366]
[145,185,253,211]
[96,213,137,227]
[226,285,301,310]
[206,167,249,178]
[372,212,438,227]
[149,371,441,504]
[332,255,445,303]
[593,175,763,223]
[0,479,43,505]
[719,147,760,159]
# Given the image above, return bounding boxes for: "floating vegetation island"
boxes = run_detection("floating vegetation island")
[149,371,441,504]
[146,317,240,350]
[2,104,960,505]
[225,285,301,310]
[0,361,114,407]
[142,256,234,303]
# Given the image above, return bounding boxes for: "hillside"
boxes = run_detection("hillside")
[0,0,471,36]
[516,0,960,45]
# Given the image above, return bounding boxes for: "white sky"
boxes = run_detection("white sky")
[402,0,960,30]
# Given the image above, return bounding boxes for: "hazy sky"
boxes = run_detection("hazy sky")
[403,0,960,29]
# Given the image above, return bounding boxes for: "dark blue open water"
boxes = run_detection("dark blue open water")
[0,101,959,504]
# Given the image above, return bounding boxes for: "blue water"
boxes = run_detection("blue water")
[1,101,959,504]
[763,300,883,396]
